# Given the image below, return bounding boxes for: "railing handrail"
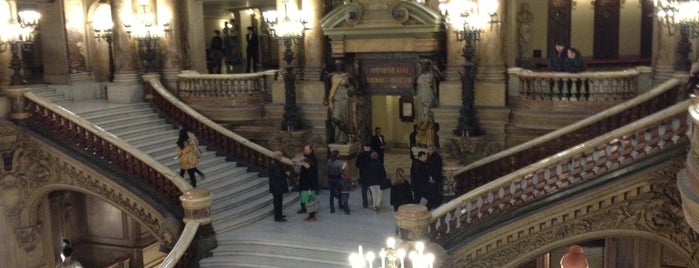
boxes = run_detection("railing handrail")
[453,78,683,178]
[517,68,640,79]
[177,70,275,80]
[148,78,295,166]
[158,221,200,268]
[432,99,692,221]
[23,92,194,193]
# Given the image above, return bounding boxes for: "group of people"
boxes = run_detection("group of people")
[549,41,586,73]
[208,25,259,74]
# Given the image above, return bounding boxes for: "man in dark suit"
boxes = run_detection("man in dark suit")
[426,145,443,210]
[370,127,385,163]
[411,151,431,208]
[355,145,372,208]
[269,151,289,222]
[245,26,259,73]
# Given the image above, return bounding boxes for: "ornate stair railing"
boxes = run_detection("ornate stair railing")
[430,99,692,245]
[148,78,295,173]
[452,78,684,196]
[17,91,201,267]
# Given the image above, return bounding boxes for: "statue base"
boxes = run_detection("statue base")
[444,135,492,165]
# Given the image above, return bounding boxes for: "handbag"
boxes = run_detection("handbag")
[305,198,321,213]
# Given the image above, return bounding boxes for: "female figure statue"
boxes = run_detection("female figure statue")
[413,59,442,147]
[325,60,357,144]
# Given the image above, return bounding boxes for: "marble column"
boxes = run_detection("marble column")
[157,0,182,91]
[653,20,678,83]
[38,0,70,84]
[108,0,144,103]
[302,0,324,81]
[477,0,506,82]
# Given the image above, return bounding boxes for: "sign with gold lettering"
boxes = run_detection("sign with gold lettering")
[361,59,417,95]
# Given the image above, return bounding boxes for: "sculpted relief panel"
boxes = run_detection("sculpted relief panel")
[452,159,699,267]
[0,121,176,266]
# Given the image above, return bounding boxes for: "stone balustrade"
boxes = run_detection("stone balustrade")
[177,71,275,122]
[509,67,653,101]
[429,100,692,246]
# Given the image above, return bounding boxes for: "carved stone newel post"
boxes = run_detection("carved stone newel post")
[6,87,30,120]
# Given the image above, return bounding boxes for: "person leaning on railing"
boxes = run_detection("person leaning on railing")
[563,48,586,73]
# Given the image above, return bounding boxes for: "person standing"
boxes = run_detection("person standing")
[269,151,289,222]
[209,30,224,74]
[371,127,386,163]
[426,145,443,210]
[390,168,413,212]
[245,26,259,73]
[410,151,431,208]
[409,124,417,160]
[177,130,204,187]
[365,152,387,212]
[298,145,319,222]
[548,41,567,72]
[327,150,344,213]
[355,145,372,208]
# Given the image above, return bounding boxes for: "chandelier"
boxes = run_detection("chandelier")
[350,237,435,268]
[263,0,310,39]
[655,0,699,36]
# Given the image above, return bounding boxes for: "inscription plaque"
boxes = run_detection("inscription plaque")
[361,58,417,95]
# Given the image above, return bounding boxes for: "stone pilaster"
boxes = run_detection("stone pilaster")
[302,0,325,81]
[108,0,143,103]
[653,20,678,83]
[477,0,506,83]
[38,0,70,84]
[158,0,182,91]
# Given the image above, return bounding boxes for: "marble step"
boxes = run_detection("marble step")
[78,103,152,120]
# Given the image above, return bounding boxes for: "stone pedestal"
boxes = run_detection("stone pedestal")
[6,87,30,120]
[444,135,491,166]
[108,73,143,104]
[395,204,431,241]
[141,73,161,101]
[442,159,462,203]
[161,69,180,93]
[328,142,359,177]
[179,188,217,266]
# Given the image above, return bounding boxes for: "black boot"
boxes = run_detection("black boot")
[297,203,307,214]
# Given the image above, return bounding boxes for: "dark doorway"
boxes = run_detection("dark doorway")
[593,0,620,59]
[547,0,572,53]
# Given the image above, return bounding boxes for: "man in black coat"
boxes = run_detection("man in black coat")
[269,151,289,222]
[426,145,443,210]
[411,151,431,208]
[371,127,386,163]
[548,41,567,72]
[364,152,387,211]
[355,145,372,208]
[245,26,259,73]
[409,124,417,160]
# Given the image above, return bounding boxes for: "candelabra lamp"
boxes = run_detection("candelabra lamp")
[0,10,41,86]
[350,238,435,268]
[263,0,311,131]
[443,0,499,137]
[125,0,170,73]
[654,0,699,71]
[93,2,115,82]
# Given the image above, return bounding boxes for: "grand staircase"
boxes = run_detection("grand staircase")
[72,102,299,233]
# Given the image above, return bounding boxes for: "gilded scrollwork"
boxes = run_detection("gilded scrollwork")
[0,126,174,252]
[454,159,699,267]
